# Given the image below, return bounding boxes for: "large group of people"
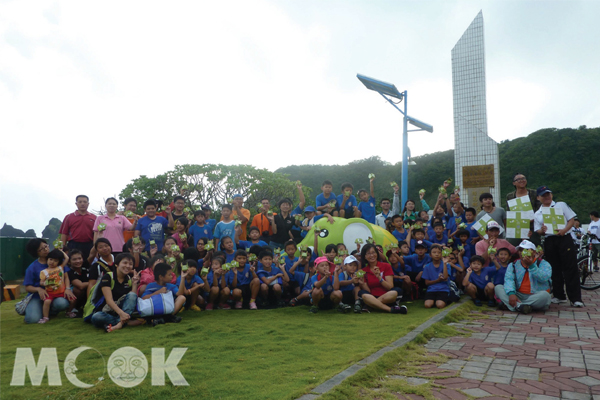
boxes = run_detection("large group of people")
[20,174,593,332]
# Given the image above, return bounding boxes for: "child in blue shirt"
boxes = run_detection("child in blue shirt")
[491,248,511,287]
[337,182,358,219]
[446,252,465,284]
[309,256,342,313]
[175,259,206,311]
[422,245,450,309]
[406,227,433,254]
[391,215,408,242]
[213,204,236,251]
[357,176,376,224]
[219,236,236,263]
[189,210,213,247]
[141,263,187,323]
[463,255,497,307]
[387,249,412,298]
[335,255,359,311]
[236,226,269,249]
[257,250,289,307]
[316,180,338,216]
[464,208,480,255]
[430,223,448,246]
[299,206,334,238]
[288,251,316,307]
[205,257,229,310]
[227,250,260,310]
[401,241,431,292]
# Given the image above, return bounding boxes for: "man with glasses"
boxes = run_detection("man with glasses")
[506,174,542,245]
[375,185,400,229]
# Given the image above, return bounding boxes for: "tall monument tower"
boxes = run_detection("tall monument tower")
[452,11,500,208]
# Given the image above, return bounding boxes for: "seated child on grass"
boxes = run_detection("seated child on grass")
[491,247,512,288]
[422,245,450,309]
[141,262,187,324]
[38,249,72,324]
[176,259,206,311]
[219,236,236,263]
[227,250,260,310]
[387,249,412,297]
[205,257,229,310]
[401,241,431,292]
[463,255,497,307]
[335,255,360,311]
[289,253,316,307]
[309,256,344,313]
[257,250,289,307]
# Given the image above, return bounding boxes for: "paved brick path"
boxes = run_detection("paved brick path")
[397,289,600,400]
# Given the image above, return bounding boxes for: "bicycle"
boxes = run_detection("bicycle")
[579,233,600,290]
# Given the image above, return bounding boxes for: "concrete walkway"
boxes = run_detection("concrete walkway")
[298,288,600,400]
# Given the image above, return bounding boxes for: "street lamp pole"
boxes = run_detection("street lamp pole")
[358,74,433,209]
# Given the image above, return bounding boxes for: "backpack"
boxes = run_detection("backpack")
[448,280,460,303]
[83,272,131,322]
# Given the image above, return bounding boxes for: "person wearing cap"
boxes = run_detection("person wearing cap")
[250,198,276,240]
[476,193,507,238]
[298,206,334,238]
[401,240,431,293]
[533,186,583,307]
[571,217,584,248]
[222,195,250,240]
[355,243,408,314]
[335,255,361,311]
[201,204,217,233]
[475,221,516,267]
[308,256,343,313]
[494,240,552,313]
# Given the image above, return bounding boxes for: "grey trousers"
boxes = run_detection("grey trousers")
[494,285,551,312]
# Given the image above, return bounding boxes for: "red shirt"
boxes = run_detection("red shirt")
[59,211,96,243]
[363,262,394,297]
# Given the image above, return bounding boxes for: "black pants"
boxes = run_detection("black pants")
[544,235,581,302]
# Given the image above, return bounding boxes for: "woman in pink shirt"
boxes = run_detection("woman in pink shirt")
[93,198,138,252]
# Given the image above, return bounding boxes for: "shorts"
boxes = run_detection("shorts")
[342,290,355,304]
[341,208,355,218]
[424,291,449,303]
[236,284,252,302]
[312,294,335,310]
[476,287,488,301]
[45,292,65,301]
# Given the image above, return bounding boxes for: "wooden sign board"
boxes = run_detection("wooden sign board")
[462,165,495,188]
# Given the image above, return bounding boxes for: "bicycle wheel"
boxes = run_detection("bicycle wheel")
[579,256,600,290]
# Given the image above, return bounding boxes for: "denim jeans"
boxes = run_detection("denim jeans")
[24,296,70,324]
[91,292,138,329]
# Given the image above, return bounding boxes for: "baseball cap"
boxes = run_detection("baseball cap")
[486,221,501,230]
[415,240,428,249]
[536,186,552,196]
[201,204,212,211]
[344,255,358,265]
[232,194,243,199]
[304,206,316,213]
[517,240,536,250]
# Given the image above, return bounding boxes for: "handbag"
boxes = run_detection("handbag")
[15,293,33,315]
[137,293,175,317]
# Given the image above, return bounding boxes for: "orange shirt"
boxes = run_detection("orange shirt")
[251,213,276,236]
[123,215,142,243]
[518,270,531,295]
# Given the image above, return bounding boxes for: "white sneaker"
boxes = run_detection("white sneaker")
[551,298,568,304]
[572,301,584,307]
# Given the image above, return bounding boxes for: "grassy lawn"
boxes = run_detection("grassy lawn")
[0,300,444,400]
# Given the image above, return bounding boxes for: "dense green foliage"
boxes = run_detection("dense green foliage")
[278,126,600,222]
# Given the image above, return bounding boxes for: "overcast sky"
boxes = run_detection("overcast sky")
[1,0,599,235]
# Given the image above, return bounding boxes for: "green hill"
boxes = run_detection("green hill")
[276,126,600,223]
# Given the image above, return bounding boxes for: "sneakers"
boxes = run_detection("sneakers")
[551,298,568,304]
[390,305,408,314]
[289,298,298,307]
[249,302,258,310]
[38,317,49,324]
[152,318,165,327]
[164,315,182,323]
[473,299,482,307]
[517,304,532,314]
[337,302,352,313]
[205,303,214,311]
[234,301,243,309]
[219,303,231,310]
[572,301,584,307]
[65,311,78,318]
[190,305,202,312]
[309,306,319,314]
[487,299,497,307]
[353,302,362,314]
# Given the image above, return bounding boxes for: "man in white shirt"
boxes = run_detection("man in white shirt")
[533,186,583,307]
[375,186,400,229]
[588,211,600,271]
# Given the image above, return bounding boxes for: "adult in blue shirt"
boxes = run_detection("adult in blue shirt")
[23,239,75,323]
[135,199,174,252]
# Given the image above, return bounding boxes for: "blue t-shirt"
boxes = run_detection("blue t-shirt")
[422,262,450,292]
[393,229,408,242]
[338,271,354,292]
[336,194,357,211]
[206,271,224,288]
[238,240,269,250]
[468,266,497,289]
[189,224,213,247]
[358,196,376,224]
[430,233,448,246]
[176,275,203,290]
[226,264,253,286]
[493,265,508,285]
[281,255,299,273]
[316,193,337,208]
[213,220,237,250]
[410,239,432,253]
[137,216,169,251]
[257,267,283,285]
[142,281,179,299]
[297,272,313,292]
[310,274,334,295]
[223,252,236,263]
[206,218,217,232]
[403,254,432,274]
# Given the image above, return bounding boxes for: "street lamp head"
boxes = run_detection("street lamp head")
[357,74,403,100]
[406,115,433,133]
